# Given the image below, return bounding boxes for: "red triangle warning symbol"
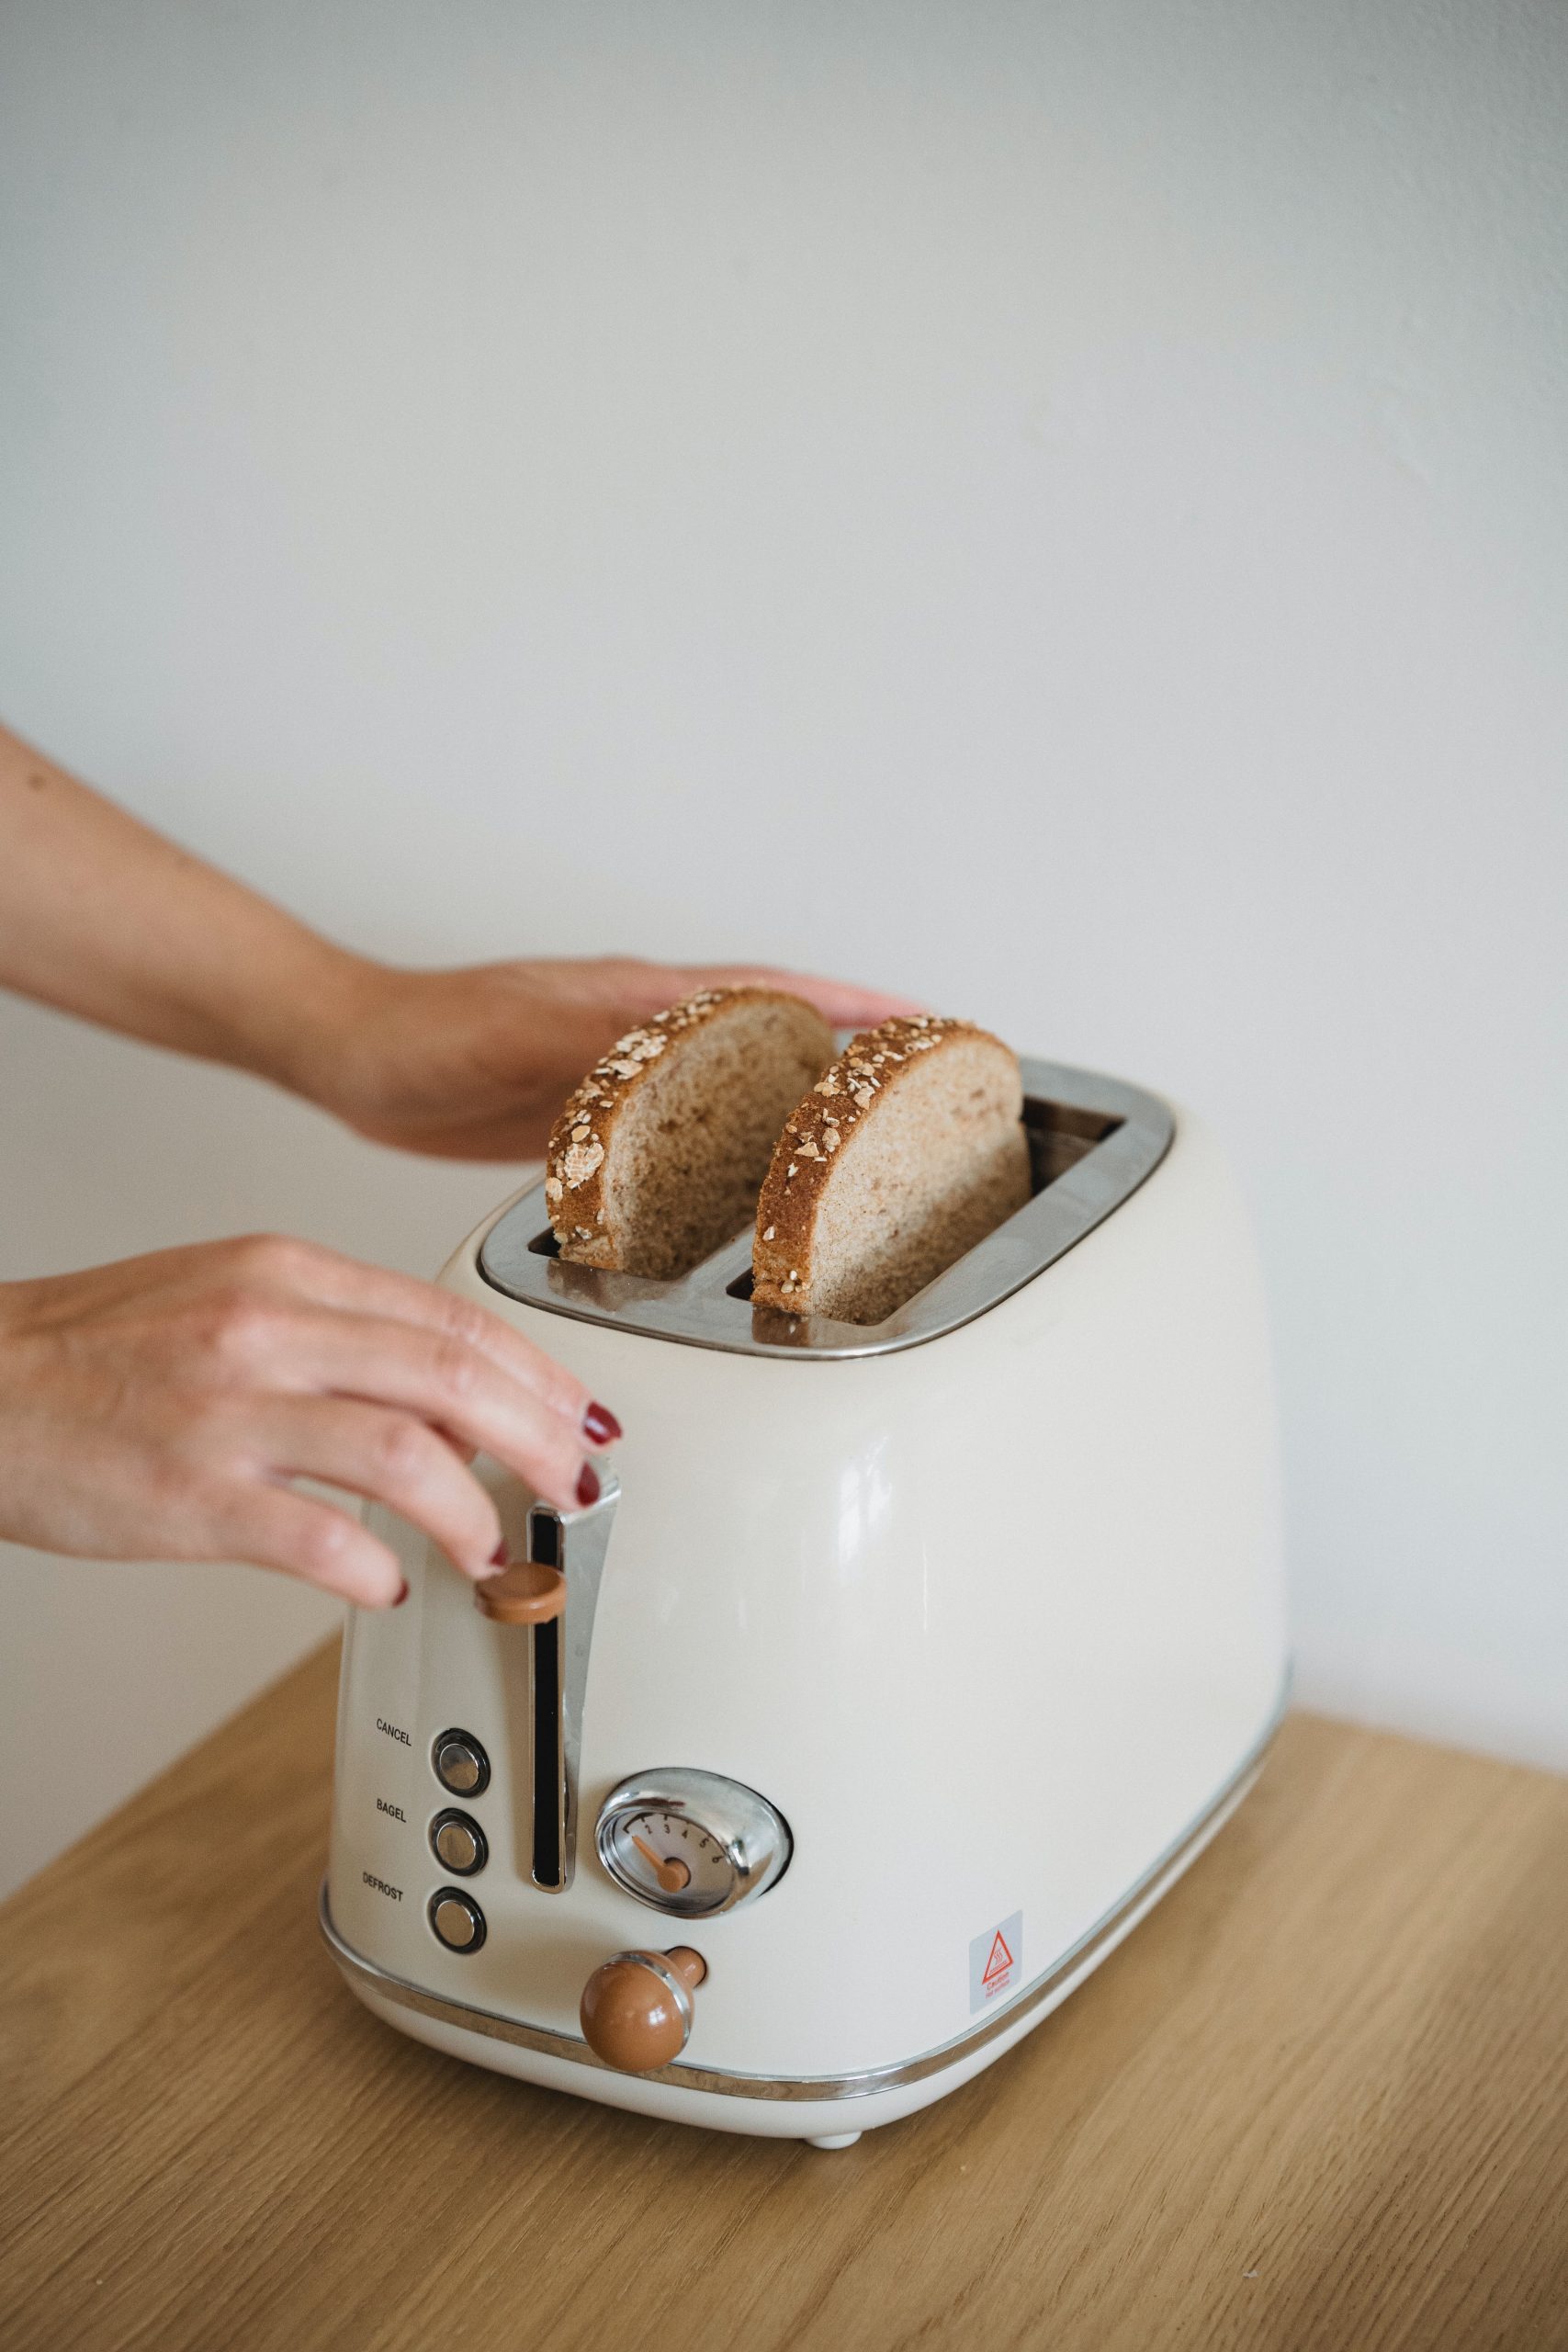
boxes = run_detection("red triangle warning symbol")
[982,1929,1014,1986]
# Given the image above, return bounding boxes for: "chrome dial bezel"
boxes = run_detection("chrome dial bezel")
[594,1770,792,1918]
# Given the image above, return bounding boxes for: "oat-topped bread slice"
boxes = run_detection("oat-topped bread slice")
[546,989,835,1278]
[751,1016,1032,1326]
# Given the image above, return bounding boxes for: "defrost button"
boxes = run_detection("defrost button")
[429,1888,486,1952]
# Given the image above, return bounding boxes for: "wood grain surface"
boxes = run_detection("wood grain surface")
[3,1640,1567,2352]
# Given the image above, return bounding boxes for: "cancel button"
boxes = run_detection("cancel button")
[432,1730,490,1798]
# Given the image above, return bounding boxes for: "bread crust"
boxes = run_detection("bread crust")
[751,1016,1021,1313]
[546,987,829,1267]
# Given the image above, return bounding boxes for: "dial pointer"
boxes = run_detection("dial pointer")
[630,1832,691,1894]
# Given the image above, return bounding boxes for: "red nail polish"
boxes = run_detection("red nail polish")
[391,1578,410,1608]
[576,1462,601,1509]
[490,1541,509,1566]
[583,1401,623,1445]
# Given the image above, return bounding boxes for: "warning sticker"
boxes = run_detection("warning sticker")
[969,1911,1023,2012]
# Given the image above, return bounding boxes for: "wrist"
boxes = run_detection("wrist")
[230,935,393,1114]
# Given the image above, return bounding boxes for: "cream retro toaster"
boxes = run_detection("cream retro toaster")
[322,1058,1288,2147]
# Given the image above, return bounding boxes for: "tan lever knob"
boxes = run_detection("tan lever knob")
[475,1558,566,1625]
[580,1946,707,2074]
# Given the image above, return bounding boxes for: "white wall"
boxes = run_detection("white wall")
[1,0,1564,1897]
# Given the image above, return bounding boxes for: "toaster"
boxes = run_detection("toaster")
[322,1057,1288,2147]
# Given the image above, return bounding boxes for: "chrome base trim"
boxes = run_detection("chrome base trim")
[320,1689,1286,2106]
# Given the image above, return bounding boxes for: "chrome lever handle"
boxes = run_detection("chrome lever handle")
[521,1471,619,1891]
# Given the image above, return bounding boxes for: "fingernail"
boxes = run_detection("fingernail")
[576,1461,601,1509]
[391,1578,409,1608]
[490,1541,509,1566]
[583,1400,622,1445]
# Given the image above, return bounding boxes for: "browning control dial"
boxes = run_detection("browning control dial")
[595,1770,791,1918]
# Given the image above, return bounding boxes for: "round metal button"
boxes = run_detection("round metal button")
[432,1728,490,1798]
[428,1888,486,1952]
[430,1809,487,1876]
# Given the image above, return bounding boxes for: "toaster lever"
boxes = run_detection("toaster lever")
[473,1557,566,1625]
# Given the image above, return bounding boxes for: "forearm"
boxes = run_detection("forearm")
[0,724,366,1091]
[0,719,920,1159]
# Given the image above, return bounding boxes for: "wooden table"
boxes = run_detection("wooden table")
[3,1642,1567,2351]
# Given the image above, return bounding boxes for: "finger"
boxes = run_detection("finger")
[259,1396,504,1578]
[676,966,929,1027]
[218,1484,408,1609]
[218,1237,607,1435]
[260,1306,597,1509]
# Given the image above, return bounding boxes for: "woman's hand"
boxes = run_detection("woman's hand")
[0,1236,620,1608]
[0,725,919,1161]
[297,956,923,1160]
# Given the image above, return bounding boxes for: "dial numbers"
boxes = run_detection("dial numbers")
[603,1808,736,1916]
[594,1771,793,1918]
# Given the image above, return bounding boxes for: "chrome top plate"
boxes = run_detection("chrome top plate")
[477,1057,1174,1360]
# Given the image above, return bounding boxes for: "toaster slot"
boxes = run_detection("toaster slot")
[1023,1097,1122,1192]
[476,1056,1173,1356]
[720,1098,1122,1312]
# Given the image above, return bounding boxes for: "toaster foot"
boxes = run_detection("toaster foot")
[806,2132,862,2151]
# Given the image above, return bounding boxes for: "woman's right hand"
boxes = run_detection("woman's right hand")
[0,1235,618,1609]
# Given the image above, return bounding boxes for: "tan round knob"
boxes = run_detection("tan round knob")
[475,1559,566,1625]
[580,1947,706,2074]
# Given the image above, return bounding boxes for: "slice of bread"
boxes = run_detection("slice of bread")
[546,988,835,1277]
[751,1016,1032,1325]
